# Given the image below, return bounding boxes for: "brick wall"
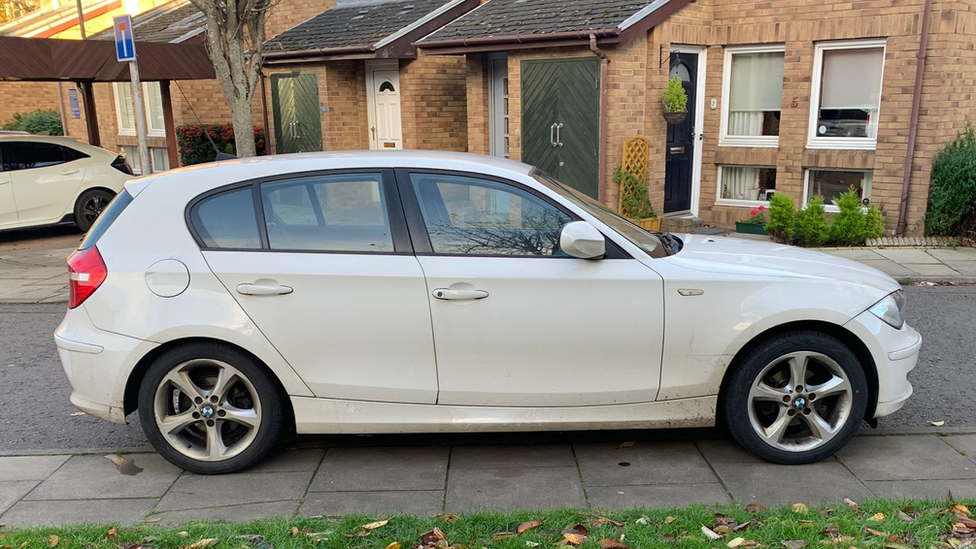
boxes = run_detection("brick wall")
[0,82,62,128]
[400,54,468,152]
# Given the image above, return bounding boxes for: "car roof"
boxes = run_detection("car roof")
[0,134,115,157]
[227,150,533,174]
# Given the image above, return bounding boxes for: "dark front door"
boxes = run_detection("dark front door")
[521,57,600,198]
[664,51,698,213]
[271,72,323,154]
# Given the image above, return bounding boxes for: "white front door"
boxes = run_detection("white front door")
[400,170,665,407]
[3,141,86,224]
[366,61,403,150]
[198,171,438,404]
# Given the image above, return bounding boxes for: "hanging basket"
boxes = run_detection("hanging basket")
[663,111,687,125]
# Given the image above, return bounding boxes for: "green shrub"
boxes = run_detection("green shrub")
[176,124,265,165]
[796,196,831,248]
[830,186,867,246]
[765,193,796,243]
[865,204,886,239]
[662,75,688,113]
[1,109,63,135]
[926,126,976,236]
[615,167,656,220]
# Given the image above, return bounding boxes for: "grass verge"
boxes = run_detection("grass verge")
[2,499,975,549]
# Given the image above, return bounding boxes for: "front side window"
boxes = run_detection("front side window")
[804,169,873,211]
[114,82,166,136]
[809,41,885,148]
[718,166,777,204]
[411,173,571,256]
[0,142,68,171]
[721,46,784,146]
[260,174,393,252]
[189,187,261,249]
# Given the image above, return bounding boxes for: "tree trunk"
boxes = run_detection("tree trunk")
[232,97,256,157]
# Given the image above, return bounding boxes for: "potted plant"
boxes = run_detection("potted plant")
[616,167,660,231]
[662,74,688,125]
[735,206,767,235]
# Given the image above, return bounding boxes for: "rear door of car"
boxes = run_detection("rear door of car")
[192,170,439,404]
[3,141,87,224]
[0,145,17,227]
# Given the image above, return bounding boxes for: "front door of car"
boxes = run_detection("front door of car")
[197,170,438,404]
[2,141,85,225]
[398,170,664,407]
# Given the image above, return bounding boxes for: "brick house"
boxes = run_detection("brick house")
[260,0,477,154]
[418,0,972,234]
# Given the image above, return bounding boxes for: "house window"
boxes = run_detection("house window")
[804,169,873,212]
[717,166,777,206]
[122,146,170,174]
[114,82,166,137]
[808,40,886,150]
[720,45,785,147]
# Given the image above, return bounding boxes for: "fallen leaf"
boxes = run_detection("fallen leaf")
[353,531,370,539]
[597,539,629,549]
[793,503,809,514]
[421,528,447,545]
[844,498,860,512]
[728,538,746,548]
[884,543,914,549]
[290,528,300,538]
[821,525,840,539]
[951,504,971,518]
[871,513,886,521]
[177,533,189,538]
[702,526,722,540]
[897,511,913,522]
[598,517,625,528]
[441,515,459,522]
[617,441,636,448]
[636,516,652,525]
[20,543,28,549]
[782,541,809,549]
[186,540,218,549]
[864,528,886,538]
[735,521,754,532]
[384,543,400,549]
[665,516,676,524]
[70,412,86,417]
[562,533,587,546]
[492,533,515,542]
[931,421,946,427]
[798,521,815,527]
[525,543,539,548]
[106,529,119,540]
[517,521,541,535]
[362,520,388,531]
[746,503,767,514]
[48,536,59,548]
[565,525,589,536]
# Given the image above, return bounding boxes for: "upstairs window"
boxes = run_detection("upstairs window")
[808,40,885,150]
[720,46,785,147]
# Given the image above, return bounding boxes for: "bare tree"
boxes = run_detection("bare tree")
[188,0,271,157]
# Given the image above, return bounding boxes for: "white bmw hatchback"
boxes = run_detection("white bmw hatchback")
[55,151,920,474]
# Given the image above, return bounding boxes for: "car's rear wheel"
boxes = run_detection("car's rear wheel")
[138,343,284,474]
[723,331,868,464]
[74,189,115,232]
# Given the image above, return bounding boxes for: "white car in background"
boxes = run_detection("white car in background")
[0,135,132,232]
[54,151,920,474]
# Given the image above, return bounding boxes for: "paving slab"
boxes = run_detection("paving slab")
[450,445,576,470]
[301,490,444,516]
[866,479,976,499]
[0,498,158,526]
[586,483,731,510]
[821,249,884,261]
[27,454,181,500]
[875,249,942,264]
[445,466,585,512]
[835,435,976,481]
[248,449,325,473]
[0,455,69,481]
[150,500,300,525]
[575,441,715,487]
[0,480,38,515]
[854,259,917,277]
[927,248,976,261]
[942,261,976,275]
[904,264,961,276]
[310,447,448,492]
[942,435,976,463]
[697,439,873,505]
[155,471,312,512]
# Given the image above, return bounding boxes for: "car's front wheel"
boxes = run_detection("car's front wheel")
[723,331,868,464]
[138,343,284,474]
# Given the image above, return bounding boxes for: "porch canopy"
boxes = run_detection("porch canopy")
[0,34,215,165]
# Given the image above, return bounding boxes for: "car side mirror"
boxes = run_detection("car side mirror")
[559,221,606,259]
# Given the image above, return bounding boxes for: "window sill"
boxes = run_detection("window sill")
[806,137,877,151]
[715,198,771,208]
[117,130,136,137]
[718,137,779,148]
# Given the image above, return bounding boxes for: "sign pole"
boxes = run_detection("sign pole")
[129,60,152,174]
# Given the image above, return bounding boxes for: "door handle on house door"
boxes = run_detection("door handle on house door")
[432,288,489,301]
[556,123,564,147]
[370,126,377,140]
[550,123,557,147]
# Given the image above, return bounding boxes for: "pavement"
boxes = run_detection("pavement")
[2,434,976,527]
[0,225,81,304]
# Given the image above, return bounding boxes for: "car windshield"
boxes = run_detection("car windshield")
[531,171,674,259]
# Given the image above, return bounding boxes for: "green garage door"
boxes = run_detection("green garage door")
[271,72,323,154]
[521,57,600,198]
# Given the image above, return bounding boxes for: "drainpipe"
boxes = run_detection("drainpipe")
[896,0,934,236]
[590,34,609,203]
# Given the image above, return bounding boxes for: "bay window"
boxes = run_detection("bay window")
[717,166,777,205]
[720,45,785,147]
[808,40,885,149]
[804,169,873,211]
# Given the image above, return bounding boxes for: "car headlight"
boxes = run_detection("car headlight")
[868,290,906,329]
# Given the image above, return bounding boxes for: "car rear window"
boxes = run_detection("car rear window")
[189,187,262,250]
[79,190,133,250]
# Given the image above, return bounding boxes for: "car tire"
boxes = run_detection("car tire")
[74,189,115,232]
[138,343,284,474]
[723,330,868,464]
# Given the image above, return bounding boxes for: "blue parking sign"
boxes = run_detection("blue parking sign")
[113,15,136,62]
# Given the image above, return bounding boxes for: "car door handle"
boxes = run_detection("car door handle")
[432,288,489,301]
[236,283,293,296]
[60,168,79,175]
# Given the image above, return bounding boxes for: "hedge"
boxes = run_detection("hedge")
[176,124,266,166]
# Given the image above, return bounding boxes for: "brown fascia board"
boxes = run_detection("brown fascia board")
[615,0,694,43]
[262,43,377,62]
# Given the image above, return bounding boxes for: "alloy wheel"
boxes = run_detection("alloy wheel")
[152,359,262,462]
[82,195,109,226]
[747,351,854,452]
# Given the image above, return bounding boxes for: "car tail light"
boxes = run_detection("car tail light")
[67,246,107,309]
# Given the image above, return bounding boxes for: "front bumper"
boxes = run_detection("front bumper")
[54,306,156,424]
[845,309,922,418]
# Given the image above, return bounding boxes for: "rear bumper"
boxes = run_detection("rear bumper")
[54,306,156,424]
[845,310,921,419]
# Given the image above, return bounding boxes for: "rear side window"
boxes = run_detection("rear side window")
[63,146,90,161]
[189,187,262,249]
[1,142,68,171]
[79,190,133,250]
